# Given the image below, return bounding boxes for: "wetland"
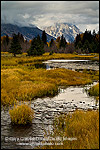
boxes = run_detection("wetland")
[1,52,99,149]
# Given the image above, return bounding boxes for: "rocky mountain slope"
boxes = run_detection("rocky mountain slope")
[44,23,82,42]
[1,23,55,42]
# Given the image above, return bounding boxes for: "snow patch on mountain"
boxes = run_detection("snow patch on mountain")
[44,23,82,42]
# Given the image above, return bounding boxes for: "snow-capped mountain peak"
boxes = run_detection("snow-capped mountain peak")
[44,23,82,42]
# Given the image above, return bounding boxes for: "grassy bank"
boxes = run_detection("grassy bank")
[1,53,99,149]
[1,52,99,69]
[1,67,92,106]
[41,110,99,149]
[1,52,99,106]
[88,83,99,100]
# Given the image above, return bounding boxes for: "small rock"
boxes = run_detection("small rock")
[56,108,60,110]
[45,115,52,119]
[63,102,68,104]
[59,105,63,108]
[73,104,77,107]
[93,106,97,110]
[67,105,71,108]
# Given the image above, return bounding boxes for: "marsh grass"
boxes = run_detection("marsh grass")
[1,52,99,66]
[1,53,99,106]
[1,53,99,148]
[88,83,99,100]
[42,110,99,149]
[9,104,34,125]
[1,66,93,106]
[83,69,99,81]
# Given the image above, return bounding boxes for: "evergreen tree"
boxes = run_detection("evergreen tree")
[59,35,67,48]
[63,37,67,48]
[75,34,81,47]
[83,40,90,53]
[2,36,7,51]
[59,34,64,48]
[18,32,24,43]
[82,29,92,44]
[50,38,54,47]
[77,41,82,49]
[74,29,99,53]
[9,34,22,57]
[27,35,44,56]
[5,34,9,45]
[92,30,96,38]
[42,30,47,44]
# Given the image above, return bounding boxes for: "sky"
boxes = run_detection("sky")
[1,1,99,32]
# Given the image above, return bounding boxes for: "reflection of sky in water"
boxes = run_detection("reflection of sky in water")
[48,60,90,62]
[44,59,99,71]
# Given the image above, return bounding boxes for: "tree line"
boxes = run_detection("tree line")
[1,29,99,56]
[75,30,99,53]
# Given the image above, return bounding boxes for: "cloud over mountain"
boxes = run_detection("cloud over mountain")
[1,1,99,32]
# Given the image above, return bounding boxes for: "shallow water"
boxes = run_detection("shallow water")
[47,59,90,62]
[44,59,99,71]
[1,81,99,149]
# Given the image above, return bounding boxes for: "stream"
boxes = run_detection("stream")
[44,59,99,71]
[1,81,99,149]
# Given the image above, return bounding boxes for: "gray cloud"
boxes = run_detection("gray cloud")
[1,1,99,32]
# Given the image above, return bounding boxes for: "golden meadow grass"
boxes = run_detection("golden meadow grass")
[1,67,93,106]
[1,53,99,106]
[41,110,99,149]
[1,53,99,147]
[9,104,34,125]
[1,52,99,67]
[82,69,99,81]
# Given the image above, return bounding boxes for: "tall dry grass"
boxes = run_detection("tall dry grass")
[1,67,93,106]
[1,53,99,106]
[9,104,34,125]
[42,110,99,149]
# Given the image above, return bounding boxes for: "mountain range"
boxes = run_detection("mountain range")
[1,23,55,42]
[1,23,82,42]
[44,23,82,42]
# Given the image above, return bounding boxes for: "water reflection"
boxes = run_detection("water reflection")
[44,59,99,71]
